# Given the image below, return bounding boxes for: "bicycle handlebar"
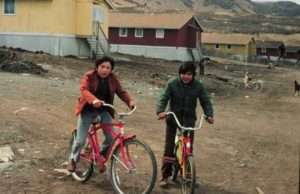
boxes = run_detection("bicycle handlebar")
[165,112,204,131]
[102,103,136,118]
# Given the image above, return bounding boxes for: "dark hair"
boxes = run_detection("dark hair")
[95,56,115,70]
[178,61,196,76]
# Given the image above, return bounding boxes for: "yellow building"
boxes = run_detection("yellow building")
[0,0,113,57]
[201,33,256,62]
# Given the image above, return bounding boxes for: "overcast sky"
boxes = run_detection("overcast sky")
[252,0,300,4]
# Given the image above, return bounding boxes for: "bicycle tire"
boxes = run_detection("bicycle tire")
[110,138,157,194]
[181,156,196,194]
[69,130,94,183]
[65,130,77,161]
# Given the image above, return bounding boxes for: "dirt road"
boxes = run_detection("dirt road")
[0,50,299,194]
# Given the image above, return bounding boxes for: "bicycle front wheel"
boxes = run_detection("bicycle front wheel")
[181,156,196,194]
[69,130,94,183]
[110,138,157,194]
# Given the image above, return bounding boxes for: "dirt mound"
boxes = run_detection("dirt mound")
[0,61,47,75]
[0,50,12,64]
[0,50,47,75]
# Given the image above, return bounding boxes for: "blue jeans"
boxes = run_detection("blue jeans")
[69,110,115,162]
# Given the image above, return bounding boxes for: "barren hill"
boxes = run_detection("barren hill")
[110,0,300,33]
[110,0,300,16]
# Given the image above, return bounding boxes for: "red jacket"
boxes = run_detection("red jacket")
[75,70,132,116]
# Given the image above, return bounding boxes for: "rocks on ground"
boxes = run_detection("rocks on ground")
[0,49,47,75]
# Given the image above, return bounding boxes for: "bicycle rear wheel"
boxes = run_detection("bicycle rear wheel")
[69,130,94,183]
[110,138,157,194]
[181,156,196,194]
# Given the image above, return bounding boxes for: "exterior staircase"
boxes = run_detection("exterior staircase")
[86,22,110,59]
[188,46,202,63]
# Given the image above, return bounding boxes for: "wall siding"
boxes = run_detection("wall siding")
[0,33,90,57]
[109,18,199,48]
[0,0,76,34]
[109,28,179,47]
[110,44,197,61]
[202,43,249,61]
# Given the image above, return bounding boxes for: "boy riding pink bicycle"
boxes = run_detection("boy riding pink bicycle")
[69,103,157,194]
[68,56,157,193]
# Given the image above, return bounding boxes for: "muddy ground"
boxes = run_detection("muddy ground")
[0,49,299,194]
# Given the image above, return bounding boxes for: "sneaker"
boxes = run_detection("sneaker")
[67,159,76,172]
[159,178,168,188]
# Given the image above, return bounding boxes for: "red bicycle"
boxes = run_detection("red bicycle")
[69,103,157,194]
[167,112,204,194]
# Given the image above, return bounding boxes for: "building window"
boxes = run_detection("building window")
[135,28,144,38]
[261,47,266,54]
[156,29,165,39]
[216,44,219,49]
[4,0,15,15]
[227,44,231,49]
[119,28,128,37]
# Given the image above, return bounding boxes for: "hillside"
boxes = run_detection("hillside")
[254,1,300,17]
[110,0,300,16]
[187,0,300,16]
[110,0,300,33]
[182,0,256,15]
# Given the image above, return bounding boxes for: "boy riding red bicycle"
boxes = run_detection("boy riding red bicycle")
[156,62,214,187]
[68,56,135,172]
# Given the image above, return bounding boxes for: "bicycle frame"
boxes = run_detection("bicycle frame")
[166,112,205,194]
[166,112,204,169]
[81,104,137,172]
[71,104,157,194]
[177,132,192,161]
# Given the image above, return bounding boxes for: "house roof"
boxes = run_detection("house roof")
[109,12,202,30]
[104,0,114,9]
[285,45,300,53]
[95,0,114,9]
[284,40,300,50]
[202,33,255,45]
[256,40,284,49]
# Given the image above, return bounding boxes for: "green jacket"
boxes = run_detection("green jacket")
[156,77,213,125]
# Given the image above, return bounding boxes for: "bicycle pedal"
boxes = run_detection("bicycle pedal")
[99,165,106,173]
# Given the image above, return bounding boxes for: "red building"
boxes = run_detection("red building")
[108,11,203,61]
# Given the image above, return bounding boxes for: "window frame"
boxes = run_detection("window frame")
[134,28,144,38]
[118,28,128,37]
[3,0,16,15]
[155,29,165,39]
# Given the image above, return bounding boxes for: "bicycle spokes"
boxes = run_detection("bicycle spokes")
[110,139,157,194]
[181,157,196,194]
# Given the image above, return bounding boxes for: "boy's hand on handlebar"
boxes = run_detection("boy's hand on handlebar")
[129,101,135,110]
[93,99,104,108]
[158,112,167,120]
[206,116,214,124]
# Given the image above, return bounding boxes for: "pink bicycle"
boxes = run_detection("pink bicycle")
[69,103,157,194]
